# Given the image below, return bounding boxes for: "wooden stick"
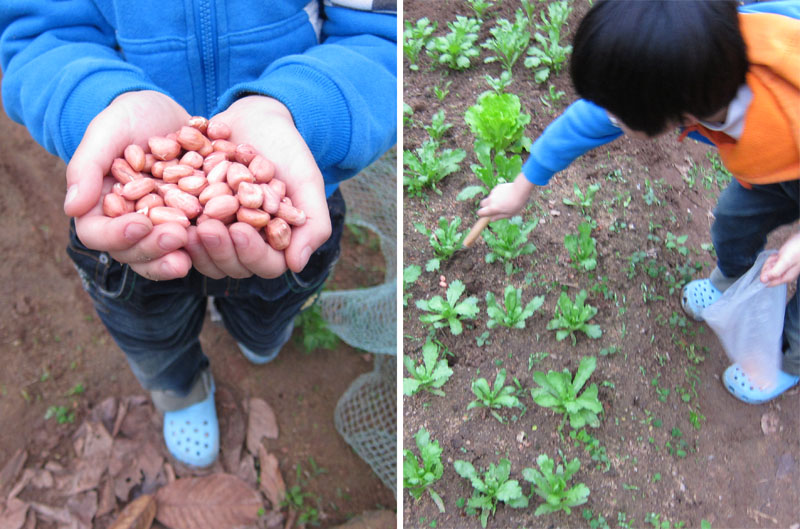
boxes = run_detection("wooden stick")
[463,217,490,248]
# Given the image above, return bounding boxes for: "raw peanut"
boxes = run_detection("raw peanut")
[154,181,179,197]
[188,116,209,134]
[161,164,195,183]
[234,143,257,165]
[124,144,146,172]
[199,182,233,205]
[203,194,240,220]
[135,193,164,211]
[143,154,156,173]
[177,125,207,151]
[281,196,292,207]
[236,181,263,209]
[151,159,177,179]
[197,137,214,157]
[236,207,271,229]
[267,178,286,200]
[276,201,306,226]
[203,151,229,174]
[249,155,274,183]
[112,182,125,196]
[180,151,204,169]
[206,160,231,184]
[103,193,134,217]
[178,175,208,196]
[111,158,142,184]
[266,217,291,250]
[164,188,203,219]
[206,120,231,140]
[196,213,212,224]
[226,162,255,191]
[149,206,190,227]
[166,132,178,142]
[212,139,237,157]
[148,136,181,161]
[121,177,156,201]
[260,183,280,214]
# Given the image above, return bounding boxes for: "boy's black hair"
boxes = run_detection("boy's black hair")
[571,0,748,136]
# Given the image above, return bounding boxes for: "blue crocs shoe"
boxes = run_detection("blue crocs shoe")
[163,382,219,468]
[723,364,800,405]
[681,279,723,322]
[237,318,295,365]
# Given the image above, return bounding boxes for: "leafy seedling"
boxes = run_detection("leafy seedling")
[485,285,544,329]
[404,17,437,70]
[547,290,602,345]
[403,264,422,307]
[562,183,600,215]
[404,139,467,197]
[458,143,522,202]
[483,70,514,94]
[530,356,603,431]
[564,221,598,272]
[403,427,446,512]
[294,303,339,353]
[454,458,528,528]
[523,454,590,515]
[524,27,572,83]
[414,216,467,271]
[403,339,453,397]
[464,91,532,155]
[426,16,482,70]
[416,280,480,335]
[424,109,454,141]
[483,216,538,275]
[481,11,530,73]
[466,0,494,19]
[467,368,523,422]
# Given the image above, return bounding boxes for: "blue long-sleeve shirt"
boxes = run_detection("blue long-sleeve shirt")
[522,0,799,186]
[0,0,397,196]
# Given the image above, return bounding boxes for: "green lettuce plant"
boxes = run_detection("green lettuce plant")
[416,280,480,335]
[564,222,598,272]
[454,458,528,528]
[485,285,544,329]
[530,356,603,431]
[547,290,602,345]
[483,216,538,275]
[403,139,466,197]
[414,216,467,271]
[467,368,523,422]
[464,91,532,154]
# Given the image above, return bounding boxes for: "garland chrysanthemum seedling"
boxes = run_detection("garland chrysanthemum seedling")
[530,356,603,431]
[416,279,480,335]
[522,453,590,516]
[403,339,453,397]
[403,427,446,513]
[454,458,528,528]
[546,290,602,345]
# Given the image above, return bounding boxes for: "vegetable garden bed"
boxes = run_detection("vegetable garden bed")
[402,1,800,528]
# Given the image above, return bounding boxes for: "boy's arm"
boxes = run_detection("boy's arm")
[0,2,167,161]
[479,99,622,219]
[215,3,397,186]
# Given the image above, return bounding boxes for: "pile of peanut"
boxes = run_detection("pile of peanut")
[102,117,305,251]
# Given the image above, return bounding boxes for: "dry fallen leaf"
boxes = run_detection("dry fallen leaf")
[217,387,246,474]
[235,453,258,490]
[66,490,98,528]
[108,494,156,529]
[0,449,27,498]
[0,497,29,529]
[96,479,117,519]
[57,421,114,496]
[155,474,263,529]
[257,445,285,509]
[245,398,278,454]
[90,397,118,435]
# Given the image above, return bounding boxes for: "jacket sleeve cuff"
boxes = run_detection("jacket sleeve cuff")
[58,68,166,160]
[217,64,351,173]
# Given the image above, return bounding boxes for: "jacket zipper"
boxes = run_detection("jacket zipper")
[196,0,218,116]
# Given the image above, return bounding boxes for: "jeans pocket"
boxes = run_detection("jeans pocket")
[66,224,133,310]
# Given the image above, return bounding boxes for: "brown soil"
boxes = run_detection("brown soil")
[402,1,799,528]
[0,95,395,527]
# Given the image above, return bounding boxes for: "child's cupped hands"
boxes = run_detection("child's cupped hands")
[761,231,800,287]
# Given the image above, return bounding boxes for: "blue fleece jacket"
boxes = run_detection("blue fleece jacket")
[521,0,800,186]
[0,0,397,196]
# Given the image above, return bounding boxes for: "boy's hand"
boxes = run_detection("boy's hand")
[477,173,535,220]
[761,232,800,287]
[187,95,330,279]
[65,91,193,281]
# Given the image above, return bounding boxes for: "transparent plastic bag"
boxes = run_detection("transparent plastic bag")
[703,251,787,390]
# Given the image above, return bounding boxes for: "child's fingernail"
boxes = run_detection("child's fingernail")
[201,234,220,248]
[299,246,312,270]
[125,222,151,241]
[64,185,78,209]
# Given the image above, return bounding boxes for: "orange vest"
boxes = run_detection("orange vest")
[685,12,800,188]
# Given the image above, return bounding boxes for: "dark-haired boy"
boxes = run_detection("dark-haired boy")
[478,0,800,404]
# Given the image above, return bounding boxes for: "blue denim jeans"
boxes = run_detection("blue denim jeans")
[67,190,345,408]
[709,179,799,375]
